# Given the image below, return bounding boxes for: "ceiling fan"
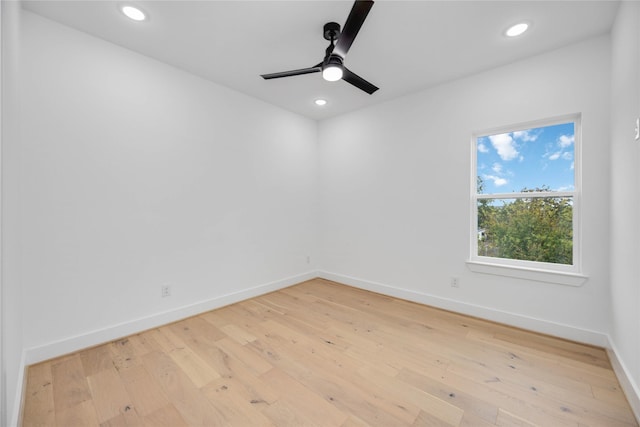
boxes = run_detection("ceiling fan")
[260,0,379,95]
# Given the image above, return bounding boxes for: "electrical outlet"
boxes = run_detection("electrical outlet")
[161,285,171,298]
[306,255,311,264]
[635,117,639,141]
[450,277,459,288]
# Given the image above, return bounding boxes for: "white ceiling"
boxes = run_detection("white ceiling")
[22,1,619,121]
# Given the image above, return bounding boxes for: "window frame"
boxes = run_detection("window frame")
[468,114,586,285]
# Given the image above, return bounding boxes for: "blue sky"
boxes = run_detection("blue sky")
[477,122,575,194]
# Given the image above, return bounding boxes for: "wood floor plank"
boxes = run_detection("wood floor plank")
[459,412,498,427]
[341,415,372,427]
[219,323,258,345]
[51,355,92,411]
[261,399,320,427]
[22,362,55,427]
[494,331,610,369]
[172,316,227,343]
[21,279,638,427]
[357,365,464,426]
[117,364,170,417]
[200,377,276,426]
[246,294,353,349]
[397,367,499,425]
[109,337,143,373]
[127,333,163,358]
[254,329,412,426]
[54,399,99,427]
[142,404,189,427]
[469,330,622,391]
[496,407,539,427]
[86,367,132,423]
[166,321,237,379]
[157,326,222,388]
[79,345,113,377]
[99,406,142,427]
[592,383,634,408]
[412,409,457,427]
[141,351,227,425]
[207,341,281,405]
[213,336,273,376]
[260,367,349,426]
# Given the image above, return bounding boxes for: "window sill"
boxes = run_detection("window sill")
[466,260,588,286]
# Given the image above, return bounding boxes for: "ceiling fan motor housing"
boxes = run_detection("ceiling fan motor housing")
[323,22,341,41]
[325,54,343,68]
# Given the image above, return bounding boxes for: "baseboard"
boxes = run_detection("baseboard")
[23,271,318,366]
[607,339,640,423]
[9,351,27,427]
[319,271,609,347]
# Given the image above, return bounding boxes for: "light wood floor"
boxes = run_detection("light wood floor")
[22,279,638,426]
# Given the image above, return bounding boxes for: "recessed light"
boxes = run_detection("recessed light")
[121,5,146,21]
[505,22,529,37]
[315,99,327,106]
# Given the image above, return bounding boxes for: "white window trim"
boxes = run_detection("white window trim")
[468,114,586,286]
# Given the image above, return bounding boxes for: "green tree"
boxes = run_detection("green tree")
[477,178,572,264]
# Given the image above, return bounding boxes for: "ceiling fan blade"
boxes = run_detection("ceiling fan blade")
[333,0,374,59]
[261,66,321,80]
[342,67,379,94]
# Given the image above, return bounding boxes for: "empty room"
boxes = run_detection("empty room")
[2,0,639,426]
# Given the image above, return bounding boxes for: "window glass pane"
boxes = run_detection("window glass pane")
[477,197,573,265]
[477,122,575,194]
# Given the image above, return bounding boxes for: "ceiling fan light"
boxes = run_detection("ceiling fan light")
[323,65,343,82]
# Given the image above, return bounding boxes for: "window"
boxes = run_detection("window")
[469,115,584,283]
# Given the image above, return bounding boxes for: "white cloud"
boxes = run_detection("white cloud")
[570,161,574,170]
[488,133,519,161]
[558,134,574,148]
[478,143,489,153]
[484,174,508,187]
[492,163,503,173]
[545,146,572,162]
[555,185,575,192]
[513,130,538,142]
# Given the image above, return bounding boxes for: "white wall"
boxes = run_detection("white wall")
[319,35,612,344]
[610,0,640,415]
[1,2,25,425]
[7,10,318,419]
